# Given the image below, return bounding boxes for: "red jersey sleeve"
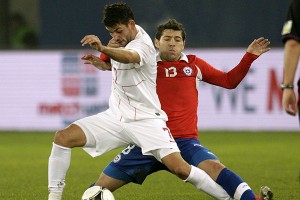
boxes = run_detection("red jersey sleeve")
[197,52,258,89]
[100,53,110,62]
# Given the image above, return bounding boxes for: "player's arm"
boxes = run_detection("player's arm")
[281,0,300,116]
[98,38,123,64]
[198,53,256,89]
[81,35,140,64]
[282,39,300,87]
[282,39,300,116]
[199,54,256,89]
[200,37,270,89]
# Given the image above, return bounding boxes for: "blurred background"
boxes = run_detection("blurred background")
[0,0,291,49]
[0,0,298,131]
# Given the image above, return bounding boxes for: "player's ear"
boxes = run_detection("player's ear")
[154,38,159,48]
[128,20,135,28]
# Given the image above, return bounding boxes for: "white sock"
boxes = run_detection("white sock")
[234,182,251,200]
[185,165,231,200]
[48,142,71,194]
[48,191,62,200]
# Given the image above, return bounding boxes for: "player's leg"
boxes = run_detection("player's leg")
[79,144,166,200]
[48,124,87,200]
[128,119,230,199]
[200,160,258,200]
[91,141,230,199]
[180,138,264,200]
[95,173,128,192]
[160,151,230,199]
[199,157,274,199]
[48,111,129,200]
[94,144,165,191]
[126,119,230,199]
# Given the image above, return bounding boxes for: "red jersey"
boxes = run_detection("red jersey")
[156,52,258,139]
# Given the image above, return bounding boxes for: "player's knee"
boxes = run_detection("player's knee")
[172,165,190,179]
[210,162,225,176]
[200,160,225,180]
[54,125,86,148]
[54,129,70,147]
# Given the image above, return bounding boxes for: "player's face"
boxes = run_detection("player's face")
[155,29,185,61]
[106,20,135,47]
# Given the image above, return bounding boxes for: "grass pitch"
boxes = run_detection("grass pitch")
[0,130,299,199]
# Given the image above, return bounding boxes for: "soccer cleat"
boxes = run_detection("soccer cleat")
[258,186,273,200]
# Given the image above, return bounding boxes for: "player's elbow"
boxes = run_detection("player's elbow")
[223,84,238,89]
[286,39,300,48]
[225,80,241,89]
[228,85,238,89]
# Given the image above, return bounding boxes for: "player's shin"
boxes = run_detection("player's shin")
[48,142,71,200]
[216,168,256,200]
[185,165,232,200]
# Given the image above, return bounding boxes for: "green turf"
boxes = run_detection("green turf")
[0,130,299,199]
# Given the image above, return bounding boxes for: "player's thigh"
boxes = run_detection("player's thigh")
[176,138,219,165]
[74,111,129,157]
[103,145,164,185]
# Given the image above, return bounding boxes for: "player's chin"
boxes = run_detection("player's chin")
[167,54,180,61]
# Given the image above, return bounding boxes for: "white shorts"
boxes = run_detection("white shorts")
[73,109,179,161]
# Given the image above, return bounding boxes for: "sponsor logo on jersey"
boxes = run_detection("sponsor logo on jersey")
[113,154,121,163]
[183,66,193,76]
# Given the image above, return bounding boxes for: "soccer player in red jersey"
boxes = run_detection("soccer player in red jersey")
[82,19,273,200]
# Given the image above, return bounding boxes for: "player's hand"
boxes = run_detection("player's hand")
[282,89,298,116]
[247,37,271,56]
[81,35,104,52]
[81,54,112,71]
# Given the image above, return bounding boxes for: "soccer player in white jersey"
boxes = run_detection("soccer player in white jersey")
[48,3,232,200]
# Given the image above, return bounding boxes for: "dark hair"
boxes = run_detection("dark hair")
[102,2,135,27]
[155,19,186,41]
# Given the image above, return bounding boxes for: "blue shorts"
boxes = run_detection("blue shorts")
[103,138,219,184]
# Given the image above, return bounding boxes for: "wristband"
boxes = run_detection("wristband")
[280,83,294,90]
[100,53,110,62]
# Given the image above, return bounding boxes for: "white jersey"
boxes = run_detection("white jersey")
[109,25,167,122]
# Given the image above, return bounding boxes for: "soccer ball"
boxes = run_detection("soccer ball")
[81,186,115,200]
